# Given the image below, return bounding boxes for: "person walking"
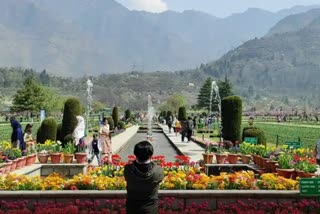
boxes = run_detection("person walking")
[73,116,85,152]
[88,133,102,166]
[124,141,164,214]
[180,119,187,143]
[167,114,173,133]
[10,117,26,154]
[186,117,194,142]
[174,120,181,136]
[99,117,112,163]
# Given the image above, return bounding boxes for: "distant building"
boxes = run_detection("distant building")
[188,83,195,87]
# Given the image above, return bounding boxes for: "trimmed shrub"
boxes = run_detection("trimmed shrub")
[61,98,81,144]
[221,96,242,143]
[37,117,57,144]
[56,123,63,142]
[178,107,187,121]
[242,127,266,145]
[112,106,119,127]
[125,109,131,120]
[107,116,115,130]
[118,121,126,130]
[166,111,173,118]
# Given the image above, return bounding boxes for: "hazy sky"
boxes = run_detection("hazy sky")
[115,0,320,17]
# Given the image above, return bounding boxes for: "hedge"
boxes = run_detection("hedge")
[242,127,267,145]
[37,117,57,144]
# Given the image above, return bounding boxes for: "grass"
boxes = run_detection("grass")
[0,122,41,142]
[195,121,320,149]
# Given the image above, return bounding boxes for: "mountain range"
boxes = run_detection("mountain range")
[201,8,320,108]
[0,0,318,76]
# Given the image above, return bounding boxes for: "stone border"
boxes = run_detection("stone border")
[159,125,184,156]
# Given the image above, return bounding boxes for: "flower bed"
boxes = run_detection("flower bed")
[0,197,319,213]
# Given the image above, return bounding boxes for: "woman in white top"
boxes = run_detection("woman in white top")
[73,116,85,152]
[100,117,112,162]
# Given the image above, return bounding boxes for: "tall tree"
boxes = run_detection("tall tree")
[12,77,47,112]
[197,77,213,110]
[218,75,233,100]
[159,93,186,113]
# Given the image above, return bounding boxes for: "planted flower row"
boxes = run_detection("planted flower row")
[0,166,298,191]
[0,198,319,213]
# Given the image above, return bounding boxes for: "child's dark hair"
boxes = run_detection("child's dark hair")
[93,133,98,138]
[134,141,154,162]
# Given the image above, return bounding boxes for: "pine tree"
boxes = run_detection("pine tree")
[12,77,47,112]
[218,75,233,100]
[197,77,213,110]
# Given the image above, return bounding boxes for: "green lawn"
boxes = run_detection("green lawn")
[0,122,41,142]
[195,121,320,148]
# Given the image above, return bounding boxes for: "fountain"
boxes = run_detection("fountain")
[209,81,223,142]
[147,95,154,141]
[85,79,93,135]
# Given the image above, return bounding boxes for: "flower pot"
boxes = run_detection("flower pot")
[216,154,228,164]
[64,154,74,164]
[50,153,61,164]
[256,156,263,167]
[268,161,278,173]
[241,155,251,164]
[227,154,239,164]
[26,154,36,166]
[276,168,295,179]
[252,155,258,165]
[75,153,87,164]
[15,158,24,170]
[21,156,27,168]
[296,170,316,178]
[10,159,18,171]
[262,158,269,169]
[38,153,49,163]
[202,153,214,164]
[4,161,12,174]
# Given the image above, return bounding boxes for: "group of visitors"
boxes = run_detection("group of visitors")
[163,115,195,143]
[10,117,35,155]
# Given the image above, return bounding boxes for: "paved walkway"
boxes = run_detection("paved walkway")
[87,125,139,165]
[159,124,204,162]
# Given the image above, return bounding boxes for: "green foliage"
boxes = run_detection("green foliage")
[56,123,63,142]
[93,100,106,112]
[159,93,186,113]
[294,160,317,173]
[62,142,76,155]
[125,109,131,120]
[61,98,81,144]
[166,111,173,119]
[221,96,242,142]
[218,76,233,100]
[37,117,57,144]
[118,121,126,130]
[178,107,187,121]
[278,153,294,169]
[197,77,213,110]
[242,127,266,146]
[12,77,47,112]
[112,106,119,127]
[107,116,115,130]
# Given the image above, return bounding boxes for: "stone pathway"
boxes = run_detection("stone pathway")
[159,124,204,162]
[86,125,139,165]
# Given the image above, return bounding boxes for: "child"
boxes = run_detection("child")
[88,133,102,166]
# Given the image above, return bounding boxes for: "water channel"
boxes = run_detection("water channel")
[117,124,178,162]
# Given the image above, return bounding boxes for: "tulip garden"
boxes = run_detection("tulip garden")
[1,138,320,213]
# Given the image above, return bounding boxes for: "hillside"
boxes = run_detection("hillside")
[267,8,320,36]
[200,14,320,109]
[0,0,317,75]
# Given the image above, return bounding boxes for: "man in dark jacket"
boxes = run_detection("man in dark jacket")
[124,141,164,214]
[186,117,194,142]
